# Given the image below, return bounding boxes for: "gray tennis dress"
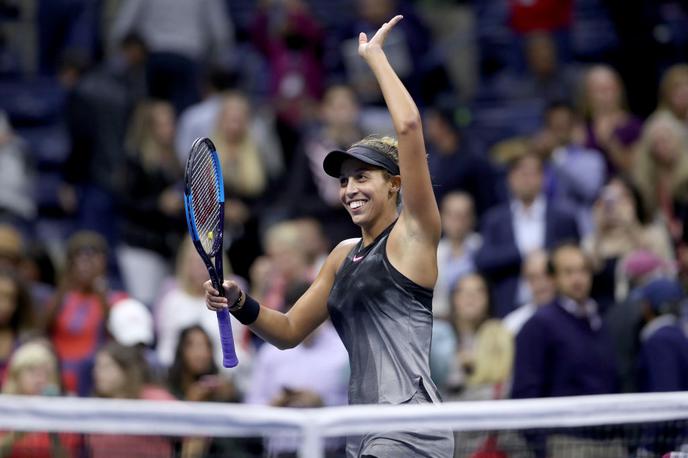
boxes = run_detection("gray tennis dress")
[327,222,455,457]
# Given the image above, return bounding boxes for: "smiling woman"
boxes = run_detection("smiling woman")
[205,14,454,457]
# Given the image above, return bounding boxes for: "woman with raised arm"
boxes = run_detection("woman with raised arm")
[205,16,454,457]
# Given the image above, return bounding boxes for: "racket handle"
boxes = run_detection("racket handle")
[216,309,239,368]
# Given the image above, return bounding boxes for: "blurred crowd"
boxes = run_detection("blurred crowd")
[0,0,688,456]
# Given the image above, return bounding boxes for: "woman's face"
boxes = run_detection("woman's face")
[93,352,126,398]
[70,248,107,289]
[452,275,489,326]
[587,68,621,113]
[17,362,55,396]
[668,75,688,116]
[339,158,396,227]
[150,102,176,148]
[649,120,681,166]
[182,329,214,376]
[219,97,250,142]
[0,276,17,326]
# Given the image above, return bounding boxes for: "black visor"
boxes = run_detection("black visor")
[323,145,400,178]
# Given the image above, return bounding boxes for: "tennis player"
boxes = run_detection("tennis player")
[205,15,454,457]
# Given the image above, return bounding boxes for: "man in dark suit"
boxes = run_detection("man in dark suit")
[474,152,579,317]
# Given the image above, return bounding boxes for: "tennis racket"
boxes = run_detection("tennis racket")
[183,137,238,368]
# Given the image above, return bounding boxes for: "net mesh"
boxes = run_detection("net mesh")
[1,393,687,458]
[187,141,222,255]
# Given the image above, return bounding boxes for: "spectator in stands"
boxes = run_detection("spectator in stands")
[111,0,234,113]
[584,177,674,311]
[89,342,174,458]
[0,224,23,273]
[580,65,643,178]
[246,282,348,457]
[654,64,688,128]
[117,100,185,306]
[0,268,35,382]
[424,105,500,217]
[474,152,579,317]
[250,0,325,164]
[633,112,688,245]
[284,84,364,245]
[44,231,126,396]
[433,192,481,320]
[512,242,623,456]
[503,250,555,336]
[532,101,605,235]
[154,237,251,385]
[0,339,81,457]
[437,273,492,399]
[0,111,36,237]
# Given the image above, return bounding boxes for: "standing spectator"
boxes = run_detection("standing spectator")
[0,268,34,382]
[474,152,579,317]
[424,106,500,216]
[532,101,605,236]
[511,242,622,456]
[580,65,643,178]
[503,250,556,336]
[433,192,481,320]
[44,231,126,396]
[111,0,233,113]
[0,340,81,457]
[117,100,185,306]
[250,0,325,164]
[0,112,35,237]
[88,342,174,458]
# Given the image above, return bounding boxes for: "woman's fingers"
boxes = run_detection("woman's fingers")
[204,280,228,311]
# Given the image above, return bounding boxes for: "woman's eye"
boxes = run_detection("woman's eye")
[339,178,348,187]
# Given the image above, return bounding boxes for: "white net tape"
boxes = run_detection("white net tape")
[1,392,688,458]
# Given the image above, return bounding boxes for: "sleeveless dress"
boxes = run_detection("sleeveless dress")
[327,222,455,457]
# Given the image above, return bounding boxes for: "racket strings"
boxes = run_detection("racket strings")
[189,145,222,254]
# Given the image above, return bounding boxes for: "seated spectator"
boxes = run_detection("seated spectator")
[474,152,579,317]
[511,243,622,456]
[424,106,500,217]
[246,282,348,457]
[0,340,81,457]
[579,65,643,178]
[88,342,174,458]
[503,250,556,336]
[583,177,674,311]
[117,99,186,306]
[435,273,492,399]
[434,192,482,320]
[154,237,250,386]
[532,101,605,235]
[653,64,688,128]
[0,112,35,237]
[633,112,688,245]
[0,268,35,382]
[0,224,23,273]
[44,231,127,396]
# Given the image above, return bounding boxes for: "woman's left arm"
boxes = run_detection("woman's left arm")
[359,16,441,241]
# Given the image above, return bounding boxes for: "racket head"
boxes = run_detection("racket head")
[183,137,225,259]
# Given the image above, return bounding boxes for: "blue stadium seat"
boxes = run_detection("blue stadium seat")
[15,123,70,169]
[0,78,65,126]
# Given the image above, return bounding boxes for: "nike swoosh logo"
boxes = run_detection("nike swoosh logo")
[353,255,365,262]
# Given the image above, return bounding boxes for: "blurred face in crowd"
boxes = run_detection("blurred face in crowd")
[523,251,555,306]
[552,246,591,303]
[218,94,250,142]
[424,111,459,154]
[17,363,54,396]
[182,328,214,377]
[664,68,688,117]
[93,351,127,398]
[70,247,107,290]
[586,66,623,114]
[150,101,175,148]
[452,274,489,327]
[545,106,575,146]
[647,117,684,167]
[358,0,394,24]
[321,86,359,129]
[596,178,637,228]
[508,155,543,204]
[440,193,474,242]
[0,275,17,327]
[525,32,557,78]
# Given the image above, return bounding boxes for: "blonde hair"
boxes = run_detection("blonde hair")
[579,65,629,119]
[633,112,688,219]
[125,100,176,172]
[2,341,60,395]
[351,135,399,167]
[467,320,514,387]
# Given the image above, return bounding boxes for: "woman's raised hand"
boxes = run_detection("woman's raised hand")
[358,15,403,60]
